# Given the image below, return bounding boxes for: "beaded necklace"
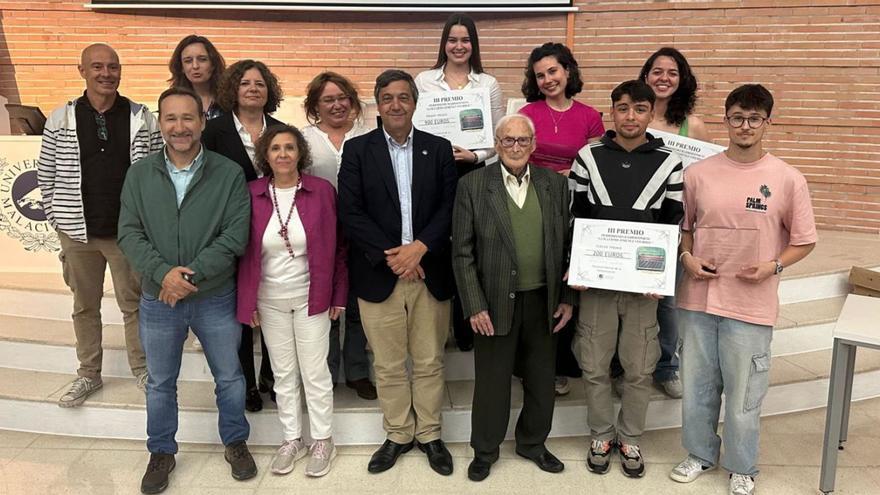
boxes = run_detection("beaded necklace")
[269,176,302,258]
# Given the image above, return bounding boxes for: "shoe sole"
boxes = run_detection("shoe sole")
[271,448,309,475]
[305,448,337,477]
[669,464,717,483]
[141,459,175,494]
[58,383,103,408]
[587,459,611,474]
[367,442,413,473]
[621,463,645,478]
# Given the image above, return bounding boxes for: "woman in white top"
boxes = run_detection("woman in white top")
[415,12,505,171]
[301,72,378,401]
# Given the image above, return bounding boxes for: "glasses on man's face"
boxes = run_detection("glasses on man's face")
[725,115,767,129]
[498,136,533,148]
[95,112,108,141]
[319,95,351,105]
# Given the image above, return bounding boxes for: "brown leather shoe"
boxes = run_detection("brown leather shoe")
[346,378,377,400]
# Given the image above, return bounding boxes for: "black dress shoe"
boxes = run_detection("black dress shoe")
[457,340,474,352]
[368,439,413,473]
[418,439,453,475]
[467,457,493,481]
[245,388,263,412]
[346,378,378,400]
[141,453,175,494]
[516,449,564,473]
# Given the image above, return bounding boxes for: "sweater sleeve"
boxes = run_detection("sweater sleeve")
[37,122,58,228]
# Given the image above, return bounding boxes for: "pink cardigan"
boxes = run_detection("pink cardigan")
[236,174,348,323]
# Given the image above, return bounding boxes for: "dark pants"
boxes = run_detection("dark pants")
[471,287,557,460]
[328,288,371,383]
[450,158,484,350]
[239,324,273,391]
[555,308,583,378]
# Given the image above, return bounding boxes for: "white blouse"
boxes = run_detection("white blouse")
[302,121,371,190]
[258,185,309,300]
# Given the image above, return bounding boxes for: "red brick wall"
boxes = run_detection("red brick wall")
[1,0,878,232]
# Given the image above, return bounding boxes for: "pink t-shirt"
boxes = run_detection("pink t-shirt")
[677,152,817,326]
[519,100,605,172]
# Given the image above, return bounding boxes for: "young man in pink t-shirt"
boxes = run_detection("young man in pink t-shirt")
[669,85,817,495]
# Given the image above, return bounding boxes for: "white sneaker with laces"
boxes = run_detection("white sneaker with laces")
[305,438,337,477]
[670,455,716,483]
[136,371,149,393]
[730,473,756,495]
[271,438,307,475]
[58,376,102,408]
[660,375,683,399]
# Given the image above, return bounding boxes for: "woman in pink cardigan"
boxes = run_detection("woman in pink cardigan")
[236,124,347,478]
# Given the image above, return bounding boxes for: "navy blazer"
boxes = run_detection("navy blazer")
[202,111,284,183]
[338,127,457,303]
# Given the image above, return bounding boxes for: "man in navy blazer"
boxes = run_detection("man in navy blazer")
[338,69,457,476]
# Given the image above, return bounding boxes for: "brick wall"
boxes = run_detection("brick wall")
[1,0,878,232]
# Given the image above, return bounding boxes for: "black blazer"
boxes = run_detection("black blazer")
[202,112,283,182]
[338,127,457,303]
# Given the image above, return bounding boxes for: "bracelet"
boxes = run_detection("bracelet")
[678,251,691,262]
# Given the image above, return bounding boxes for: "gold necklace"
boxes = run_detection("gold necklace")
[548,106,566,134]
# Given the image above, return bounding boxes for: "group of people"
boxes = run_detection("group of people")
[35,12,817,495]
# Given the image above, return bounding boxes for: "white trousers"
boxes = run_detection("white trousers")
[258,294,333,440]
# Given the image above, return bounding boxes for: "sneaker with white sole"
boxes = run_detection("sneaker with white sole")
[136,371,149,393]
[58,376,102,408]
[730,473,755,495]
[271,439,307,475]
[554,376,570,396]
[305,438,337,477]
[670,455,716,483]
[587,439,613,474]
[659,375,683,399]
[618,442,645,478]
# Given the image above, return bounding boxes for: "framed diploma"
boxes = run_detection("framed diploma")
[569,218,680,296]
[648,128,726,168]
[413,88,494,150]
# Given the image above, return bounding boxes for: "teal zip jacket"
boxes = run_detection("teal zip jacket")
[117,149,250,300]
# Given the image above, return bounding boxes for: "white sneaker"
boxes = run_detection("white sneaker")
[136,371,149,393]
[270,439,307,475]
[659,375,683,399]
[58,376,102,408]
[554,376,570,396]
[730,473,756,495]
[305,438,337,477]
[670,455,716,483]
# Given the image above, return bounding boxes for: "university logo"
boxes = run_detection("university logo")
[0,157,60,252]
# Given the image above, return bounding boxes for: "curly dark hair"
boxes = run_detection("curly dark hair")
[216,59,283,114]
[255,124,312,177]
[431,13,484,74]
[521,42,583,102]
[167,35,226,94]
[303,71,363,125]
[638,47,698,127]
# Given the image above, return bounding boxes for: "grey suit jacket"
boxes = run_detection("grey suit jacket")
[452,163,576,337]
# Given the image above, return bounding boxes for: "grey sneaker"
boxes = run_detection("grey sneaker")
[587,439,613,474]
[554,376,570,396]
[659,375,683,399]
[730,473,755,495]
[58,376,102,408]
[305,438,337,477]
[270,438,307,475]
[670,455,716,483]
[619,442,645,478]
[136,371,149,393]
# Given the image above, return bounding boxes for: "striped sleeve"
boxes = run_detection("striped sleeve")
[37,126,58,227]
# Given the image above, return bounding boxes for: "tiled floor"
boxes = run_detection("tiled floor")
[2,398,880,494]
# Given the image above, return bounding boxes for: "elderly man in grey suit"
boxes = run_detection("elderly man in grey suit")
[452,113,575,482]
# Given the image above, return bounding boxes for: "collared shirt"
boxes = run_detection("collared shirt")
[500,162,531,208]
[232,112,266,177]
[414,65,504,163]
[164,145,205,207]
[383,126,415,244]
[302,121,371,190]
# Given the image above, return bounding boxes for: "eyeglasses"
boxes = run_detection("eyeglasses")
[319,95,351,105]
[725,115,768,129]
[498,136,533,148]
[95,112,108,141]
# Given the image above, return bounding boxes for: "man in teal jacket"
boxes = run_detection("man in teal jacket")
[117,87,253,495]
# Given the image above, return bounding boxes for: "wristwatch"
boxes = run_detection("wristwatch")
[773,260,784,275]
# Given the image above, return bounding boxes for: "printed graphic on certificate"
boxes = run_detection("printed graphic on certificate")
[413,88,494,149]
[569,218,680,296]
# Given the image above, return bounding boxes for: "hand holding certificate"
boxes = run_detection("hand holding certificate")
[413,88,494,150]
[568,219,680,296]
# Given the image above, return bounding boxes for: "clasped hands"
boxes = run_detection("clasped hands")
[681,253,776,284]
[159,266,197,307]
[385,240,427,281]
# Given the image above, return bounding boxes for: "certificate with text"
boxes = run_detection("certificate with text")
[648,128,726,168]
[569,219,680,296]
[413,88,494,150]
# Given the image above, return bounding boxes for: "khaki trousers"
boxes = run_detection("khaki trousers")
[59,232,144,379]
[574,289,660,445]
[359,279,450,444]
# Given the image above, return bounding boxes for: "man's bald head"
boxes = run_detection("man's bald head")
[80,43,119,66]
[79,43,121,100]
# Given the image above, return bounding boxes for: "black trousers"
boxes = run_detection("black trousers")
[471,287,557,460]
[450,158,484,350]
[328,287,371,383]
[239,323,273,391]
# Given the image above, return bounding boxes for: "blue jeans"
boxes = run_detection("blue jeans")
[139,287,249,454]
[679,309,772,477]
[654,265,683,382]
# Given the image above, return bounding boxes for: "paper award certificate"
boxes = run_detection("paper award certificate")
[569,219,679,296]
[648,128,726,168]
[413,88,493,149]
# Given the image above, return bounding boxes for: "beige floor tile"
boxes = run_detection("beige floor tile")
[28,434,95,450]
[777,296,845,327]
[188,452,271,488]
[0,447,23,467]
[0,429,38,448]
[783,230,880,279]
[784,347,880,377]
[0,369,74,401]
[770,356,822,385]
[0,447,87,486]
[89,437,147,451]
[66,449,149,486]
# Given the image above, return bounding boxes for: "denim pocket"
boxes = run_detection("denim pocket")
[744,353,771,412]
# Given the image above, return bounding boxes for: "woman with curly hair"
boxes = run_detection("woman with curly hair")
[639,47,709,141]
[168,34,226,120]
[203,59,285,412]
[519,42,604,176]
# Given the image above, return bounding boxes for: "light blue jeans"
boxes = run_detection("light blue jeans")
[679,309,772,477]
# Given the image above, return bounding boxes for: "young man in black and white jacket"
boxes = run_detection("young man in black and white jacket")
[568,79,683,479]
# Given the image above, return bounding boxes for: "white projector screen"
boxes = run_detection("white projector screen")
[87,1,575,11]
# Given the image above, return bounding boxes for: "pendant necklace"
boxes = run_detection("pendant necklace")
[548,105,566,134]
[269,176,302,259]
